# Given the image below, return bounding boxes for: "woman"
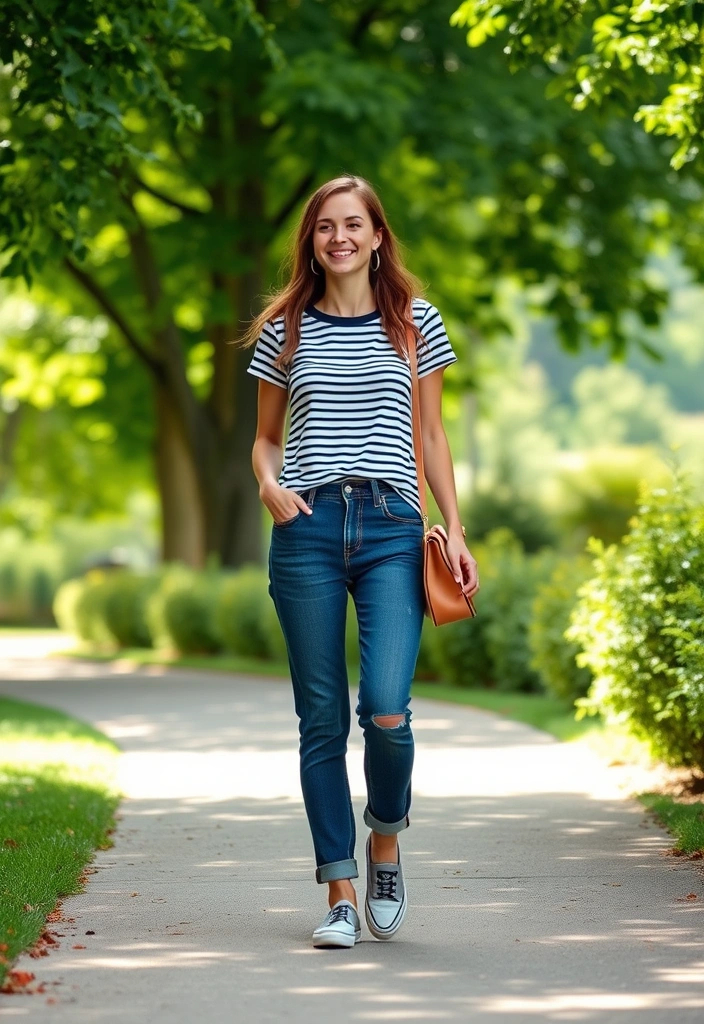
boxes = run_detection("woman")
[243,175,478,948]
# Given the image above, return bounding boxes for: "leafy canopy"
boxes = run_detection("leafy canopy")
[451,1,704,171]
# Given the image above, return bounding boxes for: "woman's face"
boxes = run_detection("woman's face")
[311,192,382,278]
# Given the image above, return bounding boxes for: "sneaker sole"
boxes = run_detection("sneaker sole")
[312,928,362,949]
[365,893,407,941]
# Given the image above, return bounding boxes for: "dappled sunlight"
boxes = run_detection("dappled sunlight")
[3,665,704,1020]
[460,991,704,1015]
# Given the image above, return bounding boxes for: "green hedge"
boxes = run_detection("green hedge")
[429,530,559,692]
[529,556,594,704]
[53,537,599,700]
[0,532,63,625]
[216,565,285,659]
[569,475,704,770]
[148,565,222,655]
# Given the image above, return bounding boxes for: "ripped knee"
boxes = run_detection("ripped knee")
[372,713,407,730]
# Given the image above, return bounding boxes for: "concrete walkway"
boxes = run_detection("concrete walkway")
[1,648,703,1022]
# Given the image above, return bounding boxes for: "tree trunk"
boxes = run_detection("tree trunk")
[0,403,23,502]
[200,256,266,567]
[153,383,206,567]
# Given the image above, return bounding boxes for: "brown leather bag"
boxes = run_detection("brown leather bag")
[407,326,478,626]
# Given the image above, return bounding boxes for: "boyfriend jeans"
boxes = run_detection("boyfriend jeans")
[268,478,425,883]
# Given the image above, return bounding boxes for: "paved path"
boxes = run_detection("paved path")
[1,649,703,1022]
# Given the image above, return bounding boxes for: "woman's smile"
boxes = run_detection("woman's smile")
[327,248,357,260]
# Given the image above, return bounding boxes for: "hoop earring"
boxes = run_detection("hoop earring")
[311,258,321,276]
[371,249,381,272]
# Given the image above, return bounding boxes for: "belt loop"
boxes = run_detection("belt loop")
[307,486,317,509]
[370,479,381,507]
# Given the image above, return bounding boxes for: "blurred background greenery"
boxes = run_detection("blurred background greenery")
[1,1,704,770]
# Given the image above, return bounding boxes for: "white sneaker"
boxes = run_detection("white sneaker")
[312,899,361,948]
[365,835,407,940]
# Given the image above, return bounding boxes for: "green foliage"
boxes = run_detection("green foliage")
[465,489,557,552]
[147,565,222,655]
[52,577,84,636]
[427,607,492,689]
[414,618,440,680]
[483,531,558,692]
[640,792,704,855]
[529,555,593,703]
[568,474,704,770]
[0,696,119,988]
[451,0,704,172]
[555,447,666,548]
[215,565,283,659]
[0,529,63,623]
[0,0,261,275]
[68,572,114,647]
[101,571,158,648]
[429,529,556,692]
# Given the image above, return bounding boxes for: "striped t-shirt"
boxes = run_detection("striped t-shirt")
[246,297,457,518]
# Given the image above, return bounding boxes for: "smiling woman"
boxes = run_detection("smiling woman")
[237,173,479,949]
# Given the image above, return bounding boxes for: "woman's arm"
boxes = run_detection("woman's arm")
[252,380,313,521]
[419,368,479,595]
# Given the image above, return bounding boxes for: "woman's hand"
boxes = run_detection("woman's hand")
[260,480,312,524]
[443,526,479,596]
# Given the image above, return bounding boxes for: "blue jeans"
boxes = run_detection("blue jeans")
[268,478,425,883]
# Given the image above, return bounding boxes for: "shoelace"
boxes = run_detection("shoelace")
[328,903,353,925]
[374,869,399,901]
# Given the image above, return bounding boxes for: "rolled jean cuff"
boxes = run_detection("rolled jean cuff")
[363,807,410,835]
[315,858,359,884]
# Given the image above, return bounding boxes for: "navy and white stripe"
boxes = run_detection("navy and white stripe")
[246,298,457,517]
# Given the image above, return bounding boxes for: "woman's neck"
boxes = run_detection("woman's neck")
[315,274,377,318]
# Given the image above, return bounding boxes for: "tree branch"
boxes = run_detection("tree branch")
[133,176,206,217]
[63,257,165,380]
[272,170,316,231]
[350,3,384,48]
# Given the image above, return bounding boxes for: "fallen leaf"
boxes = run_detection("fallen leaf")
[71,944,86,950]
[85,930,95,935]
[2,839,19,848]
[1,969,35,991]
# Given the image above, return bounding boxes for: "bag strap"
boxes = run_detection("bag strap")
[406,325,429,535]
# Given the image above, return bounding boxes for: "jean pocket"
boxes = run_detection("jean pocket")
[272,509,302,529]
[380,492,421,524]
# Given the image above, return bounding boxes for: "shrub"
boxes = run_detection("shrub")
[427,609,492,688]
[529,556,593,703]
[102,572,158,648]
[148,565,222,655]
[0,531,63,625]
[428,530,554,692]
[414,618,440,680]
[53,578,86,637]
[568,475,704,770]
[71,572,115,647]
[216,565,281,659]
[483,533,557,692]
[262,594,289,661]
[464,490,557,553]
[555,446,666,548]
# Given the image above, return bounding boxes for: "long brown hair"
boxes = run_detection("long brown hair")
[238,175,426,368]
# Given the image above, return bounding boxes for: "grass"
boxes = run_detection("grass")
[0,697,121,988]
[639,793,704,856]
